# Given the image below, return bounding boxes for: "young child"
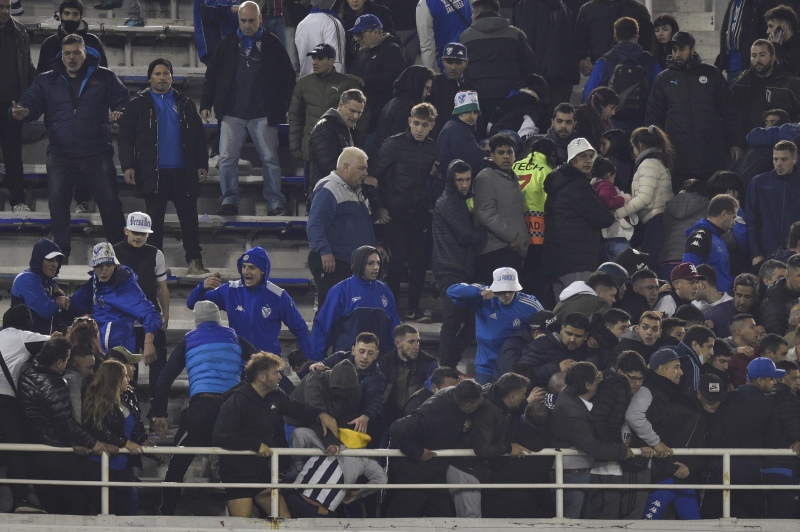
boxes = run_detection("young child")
[591,157,635,261]
[599,129,633,193]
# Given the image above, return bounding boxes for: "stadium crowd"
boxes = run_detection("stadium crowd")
[3,0,800,521]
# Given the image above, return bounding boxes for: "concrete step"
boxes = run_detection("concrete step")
[653,0,713,14]
[668,11,715,32]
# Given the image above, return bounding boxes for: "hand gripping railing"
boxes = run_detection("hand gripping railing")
[0,444,796,520]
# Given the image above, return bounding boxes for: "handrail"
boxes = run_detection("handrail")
[0,443,796,520]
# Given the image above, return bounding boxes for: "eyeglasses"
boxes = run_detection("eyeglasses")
[624,373,645,384]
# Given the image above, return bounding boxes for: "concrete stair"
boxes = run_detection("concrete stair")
[653,0,719,64]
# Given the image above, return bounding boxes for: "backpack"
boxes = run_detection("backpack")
[604,51,652,121]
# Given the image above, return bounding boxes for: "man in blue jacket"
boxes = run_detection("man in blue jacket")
[447,266,543,383]
[187,246,312,357]
[11,238,70,335]
[683,194,739,294]
[10,34,128,260]
[71,242,162,361]
[746,140,800,266]
[310,245,400,361]
[150,300,257,515]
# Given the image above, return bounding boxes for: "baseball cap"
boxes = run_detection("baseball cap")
[441,42,468,60]
[530,310,558,333]
[698,374,727,403]
[489,267,522,292]
[747,357,786,380]
[126,211,154,233]
[597,262,628,288]
[648,347,683,370]
[307,43,336,59]
[670,262,705,282]
[349,14,382,33]
[107,346,143,365]
[615,248,649,275]
[45,250,65,260]
[89,242,119,268]
[670,31,696,48]
[567,137,596,163]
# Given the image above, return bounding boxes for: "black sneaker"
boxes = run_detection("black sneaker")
[404,309,432,323]
[267,206,286,216]
[216,203,239,216]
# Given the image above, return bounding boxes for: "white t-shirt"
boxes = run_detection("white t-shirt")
[0,328,50,397]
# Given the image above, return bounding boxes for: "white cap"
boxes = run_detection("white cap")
[489,267,522,292]
[126,211,153,233]
[89,242,119,268]
[567,137,596,163]
[44,250,65,260]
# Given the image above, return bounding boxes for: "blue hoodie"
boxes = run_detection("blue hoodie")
[310,245,401,361]
[683,218,733,294]
[186,246,312,356]
[11,238,66,335]
[71,265,162,353]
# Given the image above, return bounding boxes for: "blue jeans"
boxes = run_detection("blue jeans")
[46,152,125,258]
[219,115,285,210]
[262,16,286,48]
[553,468,591,519]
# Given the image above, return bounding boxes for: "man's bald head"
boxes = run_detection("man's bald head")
[238,1,261,36]
[336,147,368,188]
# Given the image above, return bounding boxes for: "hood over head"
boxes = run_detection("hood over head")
[237,247,271,284]
[327,359,361,397]
[351,245,383,278]
[30,238,65,274]
[558,281,596,301]
[392,65,432,103]
[445,158,471,194]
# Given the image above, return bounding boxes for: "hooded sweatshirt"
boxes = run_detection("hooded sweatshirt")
[186,246,312,356]
[11,239,67,335]
[310,246,401,360]
[374,65,432,147]
[552,281,610,322]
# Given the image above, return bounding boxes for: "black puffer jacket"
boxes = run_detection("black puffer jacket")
[372,129,438,215]
[575,0,654,61]
[83,389,147,467]
[17,362,96,448]
[432,160,487,284]
[646,54,738,174]
[341,0,395,71]
[214,382,321,480]
[759,277,800,334]
[350,34,406,132]
[374,65,432,148]
[200,29,295,125]
[731,62,800,143]
[117,88,208,198]
[632,371,707,483]
[36,20,108,73]
[307,108,354,192]
[591,369,632,444]
[515,331,588,387]
[543,163,615,278]
[768,381,800,469]
[513,0,579,87]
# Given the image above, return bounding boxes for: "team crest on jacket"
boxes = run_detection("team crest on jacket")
[381,295,388,307]
[699,76,708,84]
[243,254,249,261]
[513,318,521,328]
[262,306,271,318]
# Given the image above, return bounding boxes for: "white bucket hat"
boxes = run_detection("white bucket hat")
[490,267,522,292]
[89,242,119,268]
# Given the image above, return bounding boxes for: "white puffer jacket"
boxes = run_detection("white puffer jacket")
[614,148,674,224]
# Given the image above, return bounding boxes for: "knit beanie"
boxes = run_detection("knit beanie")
[452,90,480,115]
[194,300,221,326]
[147,58,173,79]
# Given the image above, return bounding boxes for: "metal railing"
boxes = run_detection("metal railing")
[0,443,797,520]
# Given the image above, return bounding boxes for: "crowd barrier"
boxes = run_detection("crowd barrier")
[0,443,796,521]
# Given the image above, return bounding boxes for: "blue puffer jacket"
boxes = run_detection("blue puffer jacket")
[683,218,733,294]
[71,265,162,353]
[13,49,129,157]
[187,246,312,356]
[11,238,67,334]
[184,322,244,397]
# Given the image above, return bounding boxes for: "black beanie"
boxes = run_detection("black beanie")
[147,58,173,79]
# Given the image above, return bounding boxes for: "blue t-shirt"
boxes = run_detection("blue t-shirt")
[149,90,185,169]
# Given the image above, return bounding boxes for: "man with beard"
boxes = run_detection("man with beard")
[545,103,578,164]
[683,195,740,293]
[513,312,590,387]
[428,43,472,139]
[646,31,740,192]
[731,39,800,142]
[616,268,659,325]
[704,273,759,337]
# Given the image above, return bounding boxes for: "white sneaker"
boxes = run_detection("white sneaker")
[12,203,31,213]
[208,155,219,168]
[75,202,90,214]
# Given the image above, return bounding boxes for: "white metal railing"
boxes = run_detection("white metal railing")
[0,444,797,519]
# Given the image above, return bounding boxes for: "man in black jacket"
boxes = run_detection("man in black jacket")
[646,31,741,192]
[766,5,800,75]
[371,103,438,320]
[612,310,662,363]
[588,350,647,519]
[760,253,800,334]
[543,137,615,296]
[433,159,486,368]
[765,359,800,518]
[428,43,472,139]
[37,0,108,73]
[387,379,483,517]
[514,312,590,387]
[17,336,118,514]
[199,1,295,216]
[306,89,366,204]
[379,324,438,427]
[703,357,784,518]
[118,59,209,276]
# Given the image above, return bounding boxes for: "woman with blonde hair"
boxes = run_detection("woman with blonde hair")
[83,359,151,515]
[613,125,675,265]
